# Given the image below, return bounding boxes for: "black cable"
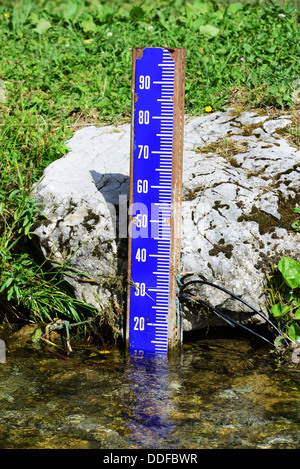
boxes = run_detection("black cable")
[179,277,289,347]
[180,278,284,336]
[180,293,236,328]
[179,293,275,347]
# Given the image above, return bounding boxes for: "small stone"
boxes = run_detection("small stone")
[218,389,237,399]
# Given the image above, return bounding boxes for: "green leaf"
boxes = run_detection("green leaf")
[13,284,21,300]
[282,305,292,315]
[288,323,300,341]
[192,16,206,29]
[129,6,145,21]
[278,257,300,289]
[156,10,173,32]
[8,189,20,200]
[193,0,213,14]
[34,18,52,35]
[291,220,300,231]
[295,308,300,320]
[7,288,14,301]
[270,303,280,317]
[227,2,244,14]
[80,19,97,34]
[284,292,296,301]
[29,12,39,25]
[63,0,84,22]
[1,277,14,291]
[24,225,31,236]
[199,25,220,38]
[271,303,286,318]
[292,207,300,214]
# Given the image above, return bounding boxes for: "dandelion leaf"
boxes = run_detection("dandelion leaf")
[34,18,52,34]
[198,25,220,38]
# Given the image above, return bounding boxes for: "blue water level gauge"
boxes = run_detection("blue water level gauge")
[126,47,186,356]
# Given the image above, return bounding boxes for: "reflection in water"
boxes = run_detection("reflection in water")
[0,330,299,449]
[124,354,179,448]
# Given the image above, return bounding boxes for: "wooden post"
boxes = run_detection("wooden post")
[126,48,186,356]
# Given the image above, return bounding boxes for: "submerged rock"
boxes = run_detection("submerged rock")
[32,110,300,331]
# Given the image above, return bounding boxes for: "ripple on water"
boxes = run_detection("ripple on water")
[0,332,299,449]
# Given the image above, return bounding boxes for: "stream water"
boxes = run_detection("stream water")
[0,327,299,450]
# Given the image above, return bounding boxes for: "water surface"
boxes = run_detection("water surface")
[0,329,299,449]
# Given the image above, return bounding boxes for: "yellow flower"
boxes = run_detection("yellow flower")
[205,105,212,113]
[4,13,10,18]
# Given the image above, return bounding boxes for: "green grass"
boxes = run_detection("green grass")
[0,0,299,325]
[1,0,299,173]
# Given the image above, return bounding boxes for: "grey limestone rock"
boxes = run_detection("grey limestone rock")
[33,110,300,331]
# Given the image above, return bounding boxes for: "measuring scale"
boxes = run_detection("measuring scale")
[126,48,186,355]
